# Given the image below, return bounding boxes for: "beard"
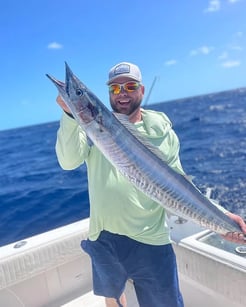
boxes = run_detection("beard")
[110,97,142,116]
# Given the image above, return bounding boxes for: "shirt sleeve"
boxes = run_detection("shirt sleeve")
[55,112,90,170]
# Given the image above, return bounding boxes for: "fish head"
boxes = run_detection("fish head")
[64,62,88,107]
[46,62,100,124]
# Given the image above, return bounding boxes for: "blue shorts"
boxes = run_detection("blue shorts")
[81,231,184,307]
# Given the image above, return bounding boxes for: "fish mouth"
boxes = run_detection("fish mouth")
[46,73,68,101]
[46,63,95,122]
[65,62,74,89]
[46,62,81,108]
[46,62,75,99]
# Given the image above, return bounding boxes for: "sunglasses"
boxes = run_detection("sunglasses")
[108,81,141,95]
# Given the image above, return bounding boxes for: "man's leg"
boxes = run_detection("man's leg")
[105,293,127,307]
[81,233,128,305]
[125,243,184,307]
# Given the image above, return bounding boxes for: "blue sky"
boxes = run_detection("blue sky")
[1,0,245,131]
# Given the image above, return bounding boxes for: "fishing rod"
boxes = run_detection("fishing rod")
[143,76,158,106]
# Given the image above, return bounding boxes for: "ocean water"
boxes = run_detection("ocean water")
[0,88,246,247]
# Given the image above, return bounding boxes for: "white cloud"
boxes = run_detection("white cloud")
[236,31,243,37]
[218,51,228,60]
[204,0,241,13]
[204,0,221,13]
[230,45,243,51]
[228,0,241,3]
[190,46,214,56]
[47,42,63,49]
[164,60,177,66]
[221,60,241,68]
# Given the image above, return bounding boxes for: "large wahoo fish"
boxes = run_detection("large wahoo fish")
[46,63,243,237]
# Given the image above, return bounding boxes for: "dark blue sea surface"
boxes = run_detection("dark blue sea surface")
[0,88,246,246]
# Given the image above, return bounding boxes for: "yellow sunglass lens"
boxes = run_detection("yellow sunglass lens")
[109,84,121,94]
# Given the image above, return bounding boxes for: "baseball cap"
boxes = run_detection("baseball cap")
[107,62,142,85]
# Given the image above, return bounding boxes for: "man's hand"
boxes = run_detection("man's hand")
[222,212,246,244]
[56,95,71,114]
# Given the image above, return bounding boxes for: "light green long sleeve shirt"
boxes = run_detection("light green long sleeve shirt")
[56,109,227,245]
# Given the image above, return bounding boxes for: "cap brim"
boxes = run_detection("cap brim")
[106,74,141,85]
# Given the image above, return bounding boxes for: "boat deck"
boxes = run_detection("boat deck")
[61,276,243,307]
[62,282,139,307]
[62,291,105,307]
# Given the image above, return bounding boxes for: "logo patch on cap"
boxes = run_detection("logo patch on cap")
[114,64,130,76]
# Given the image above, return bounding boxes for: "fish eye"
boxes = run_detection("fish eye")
[76,88,84,96]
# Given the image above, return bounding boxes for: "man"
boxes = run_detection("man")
[55,62,246,307]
